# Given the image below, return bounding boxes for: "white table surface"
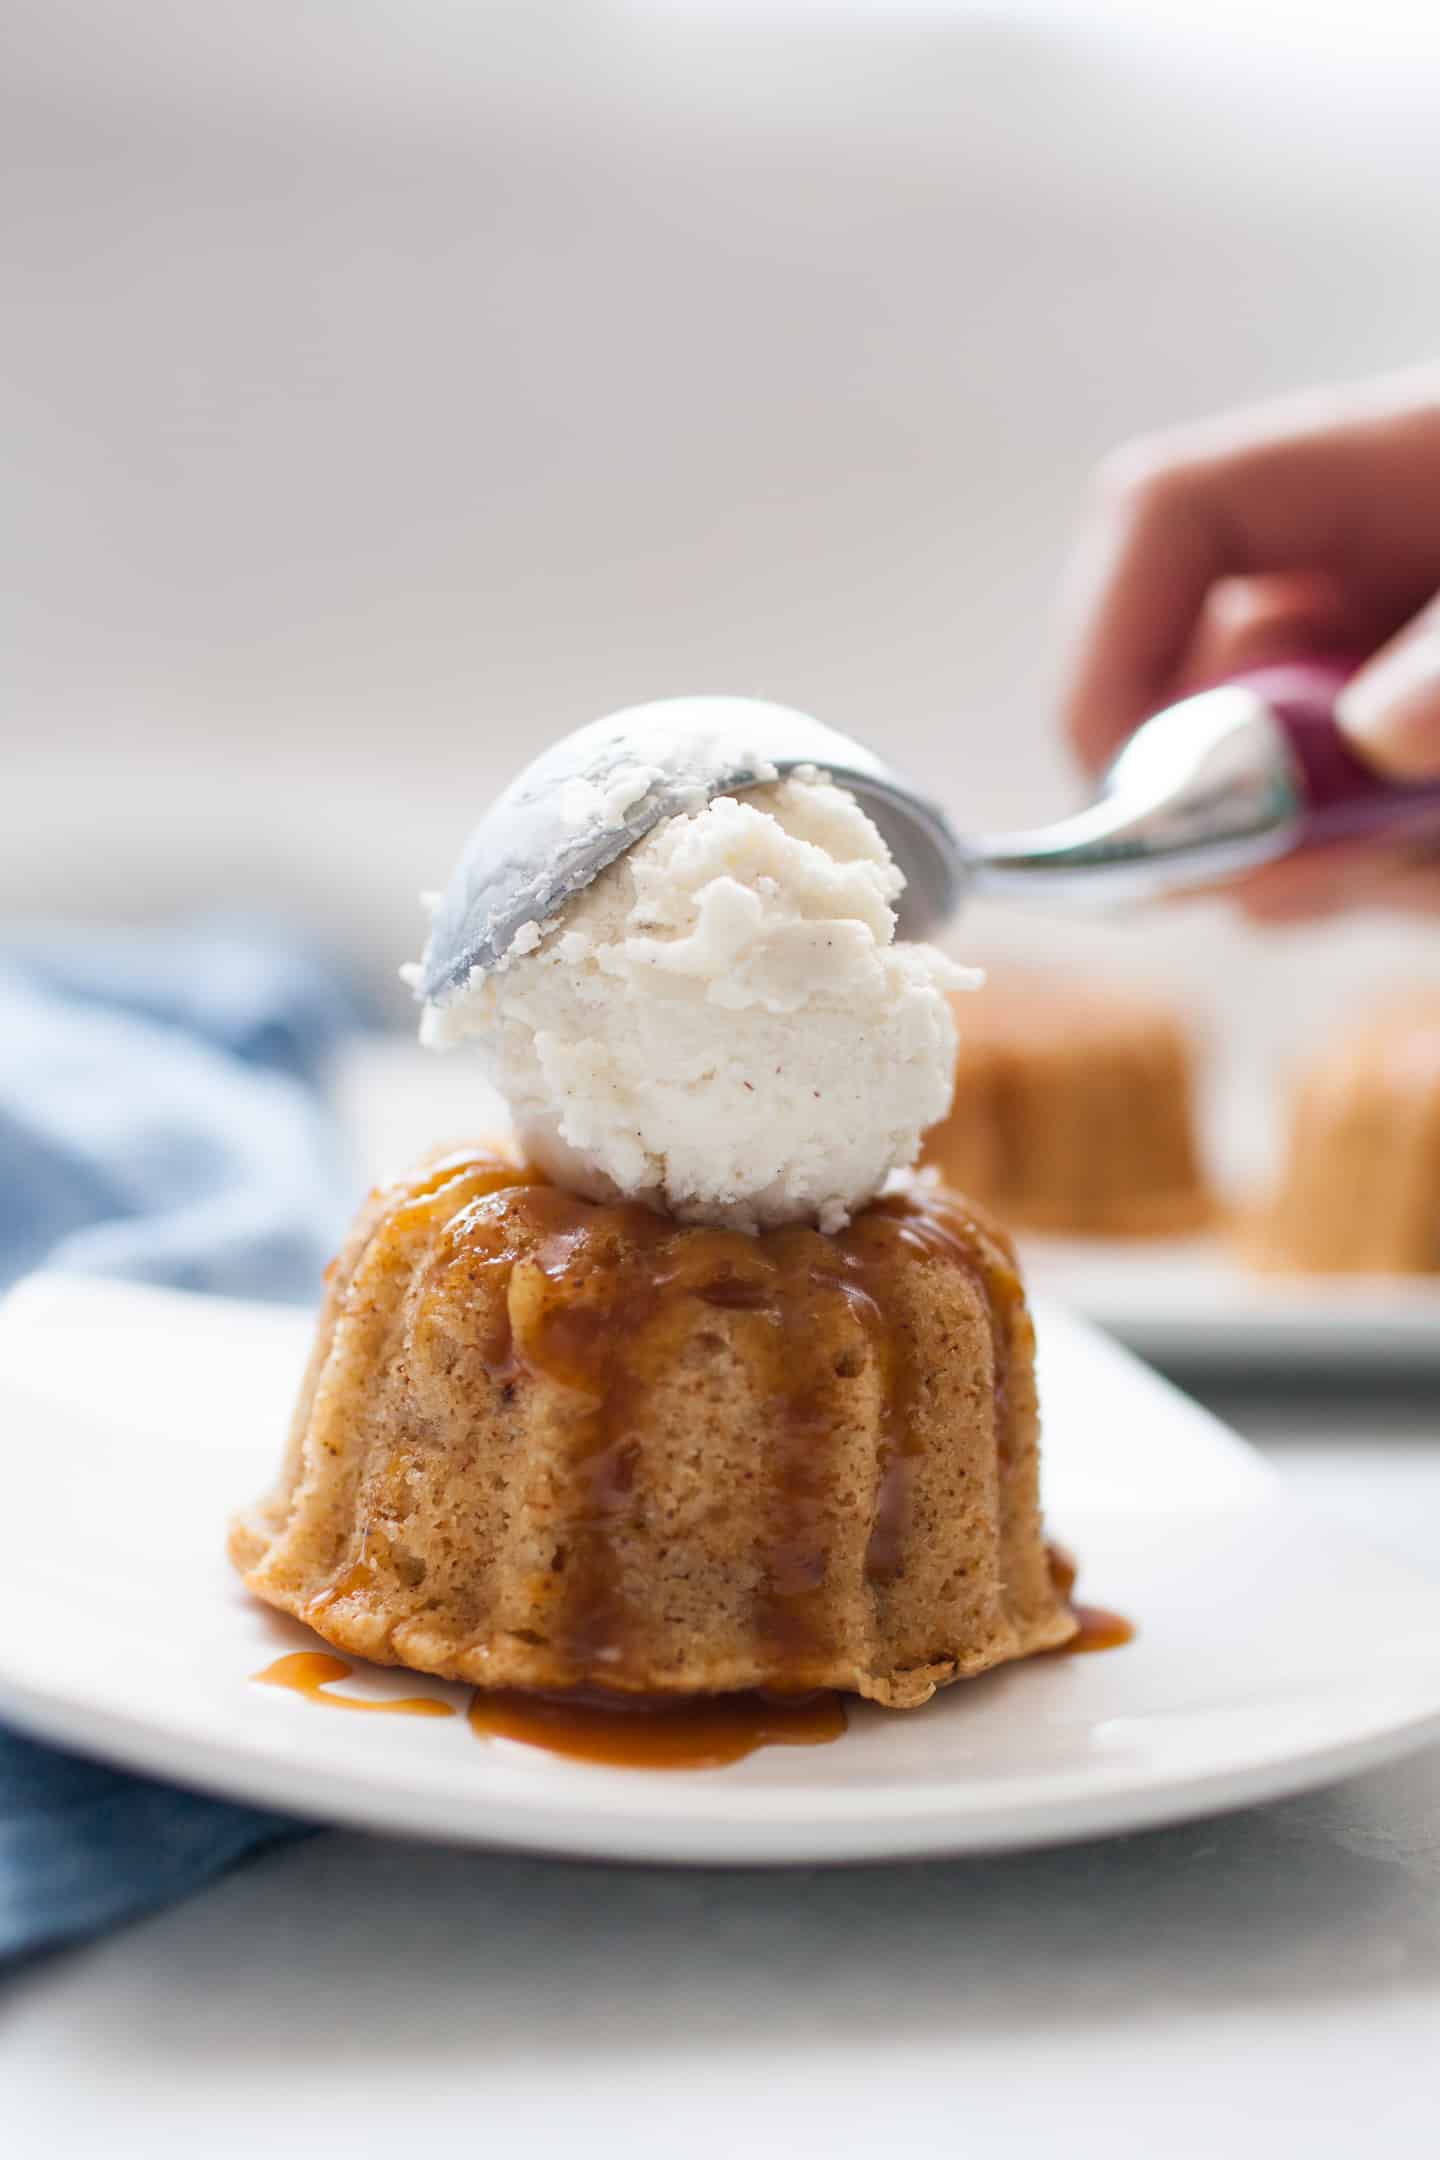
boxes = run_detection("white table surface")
[4,1046,1439,2156]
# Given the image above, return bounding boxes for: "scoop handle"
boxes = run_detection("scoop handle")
[1235,658,1440,848]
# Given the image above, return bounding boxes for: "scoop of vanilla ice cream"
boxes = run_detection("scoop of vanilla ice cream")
[419,772,976,1232]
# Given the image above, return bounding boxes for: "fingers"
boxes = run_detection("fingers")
[1062,375,1440,771]
[1061,451,1231,769]
[1231,851,1383,924]
[1336,593,1440,779]
[1364,860,1440,916]
[1169,572,1362,699]
[1227,839,1440,923]
[1225,604,1440,919]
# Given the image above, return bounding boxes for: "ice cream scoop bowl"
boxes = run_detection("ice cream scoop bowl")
[416,697,962,1006]
[418,669,1440,1009]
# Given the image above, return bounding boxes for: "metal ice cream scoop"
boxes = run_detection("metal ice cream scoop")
[418,663,1440,1005]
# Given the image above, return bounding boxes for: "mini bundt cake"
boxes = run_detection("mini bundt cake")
[1251,995,1440,1275]
[922,974,1212,1237]
[231,1147,1075,1707]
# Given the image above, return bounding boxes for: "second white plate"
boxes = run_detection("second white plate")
[1022,1233,1440,1374]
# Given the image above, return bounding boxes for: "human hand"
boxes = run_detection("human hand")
[1062,372,1440,917]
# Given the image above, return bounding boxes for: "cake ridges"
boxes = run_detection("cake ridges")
[231,1148,1075,1708]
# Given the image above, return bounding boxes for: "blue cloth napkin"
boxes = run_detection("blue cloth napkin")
[0,920,363,1963]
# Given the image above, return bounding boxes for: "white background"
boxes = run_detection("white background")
[6,0,1440,1101]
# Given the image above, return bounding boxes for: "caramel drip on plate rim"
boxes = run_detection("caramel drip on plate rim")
[1065,1605,1135,1654]
[253,1651,455,1716]
[466,1685,847,1770]
[1045,1543,1136,1655]
[253,1644,848,1767]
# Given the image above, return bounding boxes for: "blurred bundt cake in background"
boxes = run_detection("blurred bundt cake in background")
[922,974,1212,1238]
[1250,996,1440,1275]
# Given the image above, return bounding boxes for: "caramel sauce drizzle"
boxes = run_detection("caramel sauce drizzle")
[848,1193,1024,1585]
[467,1685,847,1770]
[303,1527,394,1625]
[253,1650,456,1716]
[428,1176,1023,1688]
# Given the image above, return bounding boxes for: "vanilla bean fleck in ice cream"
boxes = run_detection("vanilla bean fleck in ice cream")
[408,767,976,1232]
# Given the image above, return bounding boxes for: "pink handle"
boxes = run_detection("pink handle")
[1234,659,1440,849]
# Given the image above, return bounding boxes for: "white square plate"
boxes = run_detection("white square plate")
[2,1274,1439,1866]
